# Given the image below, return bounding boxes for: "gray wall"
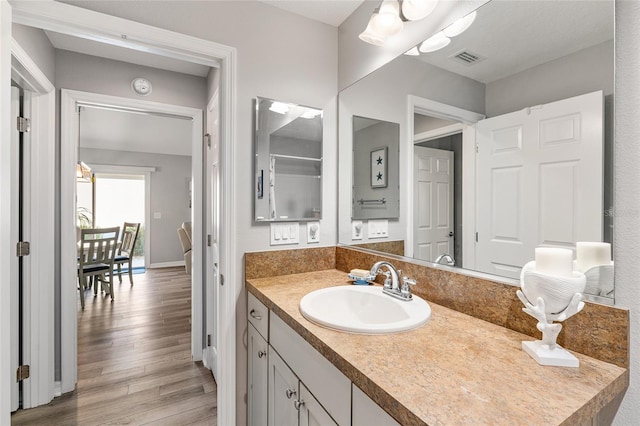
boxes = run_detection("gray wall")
[56,50,207,109]
[485,40,614,117]
[80,147,192,265]
[11,23,56,84]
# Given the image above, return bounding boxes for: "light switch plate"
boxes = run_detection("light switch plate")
[271,223,299,246]
[352,221,363,240]
[307,222,320,243]
[368,219,388,239]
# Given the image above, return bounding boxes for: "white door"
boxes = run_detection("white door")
[298,382,337,426]
[413,146,454,262]
[10,86,20,412]
[268,349,298,426]
[247,324,268,426]
[204,95,220,379]
[475,91,604,278]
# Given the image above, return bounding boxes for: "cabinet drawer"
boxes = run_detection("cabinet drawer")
[248,292,269,340]
[270,314,350,426]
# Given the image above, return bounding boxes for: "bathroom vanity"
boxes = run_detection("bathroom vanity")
[245,247,629,425]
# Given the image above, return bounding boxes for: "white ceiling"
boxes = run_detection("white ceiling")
[259,0,365,27]
[79,106,193,157]
[413,0,613,84]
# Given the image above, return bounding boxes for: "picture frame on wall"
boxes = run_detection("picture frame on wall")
[370,146,388,188]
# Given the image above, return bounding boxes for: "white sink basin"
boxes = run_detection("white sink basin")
[299,285,431,334]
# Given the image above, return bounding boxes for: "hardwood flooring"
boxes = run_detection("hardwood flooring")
[11,267,217,425]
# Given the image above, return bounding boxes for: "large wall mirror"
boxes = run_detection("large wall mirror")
[254,97,323,222]
[338,0,614,301]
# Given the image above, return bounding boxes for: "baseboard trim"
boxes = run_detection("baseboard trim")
[147,261,184,269]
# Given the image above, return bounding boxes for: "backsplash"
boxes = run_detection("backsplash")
[244,245,629,368]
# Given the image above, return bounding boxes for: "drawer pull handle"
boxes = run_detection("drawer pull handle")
[294,399,305,410]
[258,350,267,359]
[249,309,262,320]
[285,388,297,399]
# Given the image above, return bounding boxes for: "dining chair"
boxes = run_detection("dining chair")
[77,226,120,310]
[114,222,141,285]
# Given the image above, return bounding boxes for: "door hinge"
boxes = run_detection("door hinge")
[475,144,479,154]
[207,234,212,247]
[17,116,31,133]
[16,241,30,257]
[17,365,30,382]
[205,133,211,148]
[207,334,212,346]
[220,274,224,286]
[475,232,479,242]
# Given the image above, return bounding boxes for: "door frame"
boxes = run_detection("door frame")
[9,35,56,410]
[6,2,238,425]
[61,88,203,384]
[406,95,484,267]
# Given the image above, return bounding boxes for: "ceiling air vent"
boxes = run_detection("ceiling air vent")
[449,49,486,66]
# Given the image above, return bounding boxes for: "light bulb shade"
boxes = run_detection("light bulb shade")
[443,11,477,38]
[419,31,451,53]
[76,161,92,181]
[402,0,438,21]
[404,46,420,56]
[269,101,290,114]
[371,0,403,37]
[359,12,387,46]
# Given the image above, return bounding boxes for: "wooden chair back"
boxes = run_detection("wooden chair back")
[79,227,120,269]
[119,222,141,257]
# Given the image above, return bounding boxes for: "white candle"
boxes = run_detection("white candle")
[576,242,611,272]
[535,247,574,278]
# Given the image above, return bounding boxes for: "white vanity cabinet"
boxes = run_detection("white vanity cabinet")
[352,385,399,426]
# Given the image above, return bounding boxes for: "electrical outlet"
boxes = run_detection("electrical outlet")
[307,222,320,243]
[352,221,363,240]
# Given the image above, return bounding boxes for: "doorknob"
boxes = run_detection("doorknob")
[448,232,454,237]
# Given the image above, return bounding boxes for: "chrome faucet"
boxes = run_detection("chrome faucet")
[435,253,455,266]
[370,261,415,301]
[370,261,400,291]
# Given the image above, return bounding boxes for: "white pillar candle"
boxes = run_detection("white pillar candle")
[535,247,574,278]
[576,242,611,272]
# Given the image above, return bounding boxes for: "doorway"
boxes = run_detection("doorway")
[5,3,237,423]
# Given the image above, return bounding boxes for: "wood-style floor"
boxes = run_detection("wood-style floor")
[11,267,217,425]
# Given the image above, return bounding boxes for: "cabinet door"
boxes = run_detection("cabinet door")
[268,348,298,426]
[248,324,268,426]
[298,383,337,426]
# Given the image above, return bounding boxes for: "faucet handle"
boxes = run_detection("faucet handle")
[401,276,416,299]
[379,270,392,289]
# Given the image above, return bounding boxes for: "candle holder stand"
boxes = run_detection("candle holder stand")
[517,261,586,367]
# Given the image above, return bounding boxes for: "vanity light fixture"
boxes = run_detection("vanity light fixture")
[269,101,289,114]
[401,0,438,21]
[419,31,451,53]
[442,11,477,37]
[360,0,439,46]
[301,109,322,119]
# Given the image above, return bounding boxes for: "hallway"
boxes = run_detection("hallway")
[11,267,217,425]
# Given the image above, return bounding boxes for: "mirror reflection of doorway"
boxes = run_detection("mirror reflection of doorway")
[413,113,464,266]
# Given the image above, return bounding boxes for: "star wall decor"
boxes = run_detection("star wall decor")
[370,147,388,188]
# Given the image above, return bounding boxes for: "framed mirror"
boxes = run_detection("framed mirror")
[352,116,400,220]
[338,0,614,301]
[254,97,323,222]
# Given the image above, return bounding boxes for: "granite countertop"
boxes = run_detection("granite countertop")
[246,269,629,425]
